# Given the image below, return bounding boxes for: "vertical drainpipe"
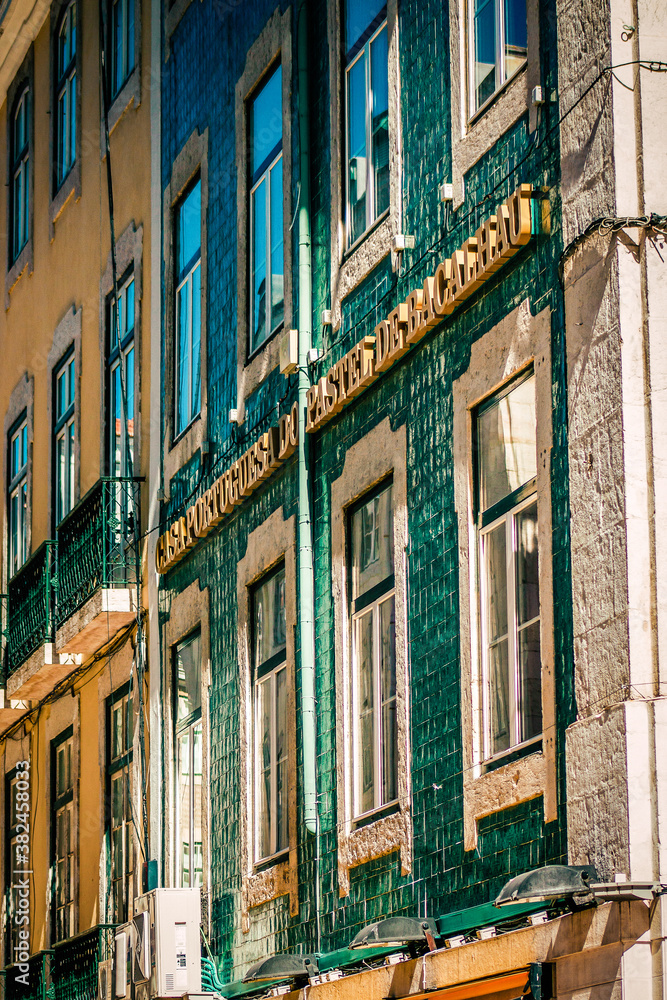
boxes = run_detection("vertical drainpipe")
[296,0,320,951]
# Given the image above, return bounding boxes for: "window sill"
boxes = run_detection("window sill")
[467,62,527,130]
[352,799,399,830]
[253,847,289,873]
[106,65,141,139]
[246,320,284,367]
[482,736,542,774]
[172,411,201,450]
[245,854,291,913]
[338,803,410,896]
[6,241,32,307]
[331,213,393,331]
[165,0,195,46]
[50,161,81,239]
[343,207,390,263]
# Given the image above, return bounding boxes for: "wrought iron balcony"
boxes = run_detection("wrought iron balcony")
[3,478,141,698]
[1,950,51,1000]
[56,478,140,628]
[6,541,56,676]
[52,925,115,1000]
[1,926,115,1000]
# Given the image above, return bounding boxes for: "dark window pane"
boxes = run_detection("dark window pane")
[504,0,527,78]
[175,632,201,721]
[254,566,286,667]
[370,27,389,217]
[483,521,507,642]
[345,0,385,53]
[477,374,536,512]
[251,64,282,178]
[516,501,539,624]
[177,180,201,280]
[351,483,393,600]
[489,639,510,754]
[519,620,542,741]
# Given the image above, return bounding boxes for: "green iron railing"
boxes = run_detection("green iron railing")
[6,541,56,676]
[2,951,52,1000]
[52,925,115,1000]
[56,478,141,629]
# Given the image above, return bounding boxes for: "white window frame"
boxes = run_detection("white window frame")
[351,588,397,818]
[110,0,135,100]
[108,274,136,479]
[344,16,389,250]
[8,418,28,578]
[174,182,202,439]
[479,492,540,759]
[174,631,203,889]
[248,64,283,356]
[467,0,527,119]
[253,661,288,863]
[52,730,75,943]
[54,354,75,526]
[56,1,76,187]
[107,687,134,924]
[11,88,30,263]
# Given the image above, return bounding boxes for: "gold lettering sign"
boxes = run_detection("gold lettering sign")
[307,184,533,433]
[156,401,299,574]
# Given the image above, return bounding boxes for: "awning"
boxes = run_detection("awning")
[394,969,529,1000]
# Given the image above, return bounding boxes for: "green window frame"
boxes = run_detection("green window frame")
[51,726,74,943]
[174,630,203,888]
[106,685,134,924]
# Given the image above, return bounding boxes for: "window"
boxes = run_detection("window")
[107,687,134,923]
[249,64,284,354]
[349,481,396,818]
[110,0,135,100]
[175,180,201,438]
[10,87,30,263]
[174,631,202,887]
[475,369,541,759]
[252,565,287,863]
[108,274,135,477]
[55,2,76,188]
[54,352,75,525]
[469,0,527,115]
[8,418,28,577]
[345,1,388,248]
[52,729,74,942]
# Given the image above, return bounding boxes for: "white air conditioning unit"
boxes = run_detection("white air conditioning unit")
[133,887,202,999]
[114,922,134,1000]
[98,958,113,1000]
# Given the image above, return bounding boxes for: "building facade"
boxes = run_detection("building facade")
[0,0,154,994]
[0,0,666,999]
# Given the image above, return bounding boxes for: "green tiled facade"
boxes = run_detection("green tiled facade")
[159,0,572,980]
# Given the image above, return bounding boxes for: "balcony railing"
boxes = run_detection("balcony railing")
[2,479,141,678]
[52,925,115,1000]
[55,478,140,629]
[2,951,51,1000]
[6,541,56,675]
[1,927,115,1000]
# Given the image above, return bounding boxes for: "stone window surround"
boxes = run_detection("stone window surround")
[5,48,34,308]
[99,222,144,477]
[163,581,211,930]
[448,0,541,208]
[103,0,142,138]
[327,0,402,332]
[48,0,82,238]
[164,0,193,49]
[97,641,141,923]
[47,306,82,537]
[237,506,298,930]
[453,298,557,852]
[3,373,34,591]
[162,129,208,494]
[331,417,411,897]
[45,693,80,946]
[234,7,293,421]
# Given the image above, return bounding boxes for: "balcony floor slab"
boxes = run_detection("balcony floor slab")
[6,643,82,701]
[56,587,137,659]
